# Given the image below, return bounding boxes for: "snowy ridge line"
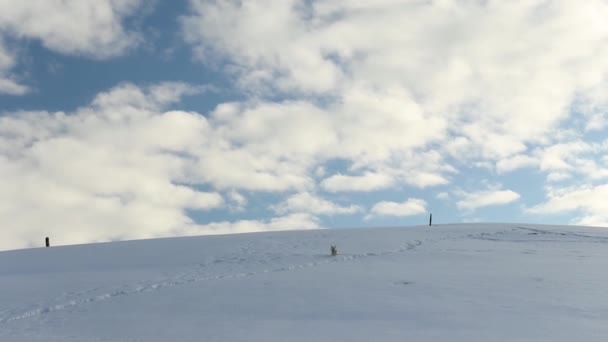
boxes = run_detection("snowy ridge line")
[516,226,608,241]
[468,226,608,244]
[0,237,428,324]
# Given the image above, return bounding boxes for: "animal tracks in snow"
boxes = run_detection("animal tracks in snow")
[1,226,569,326]
[0,237,427,325]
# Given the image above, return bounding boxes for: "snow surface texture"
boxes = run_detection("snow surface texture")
[0,223,607,341]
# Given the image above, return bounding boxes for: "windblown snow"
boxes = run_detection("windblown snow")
[1,224,607,341]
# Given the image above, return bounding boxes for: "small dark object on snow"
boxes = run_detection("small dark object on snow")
[45,237,50,247]
[330,245,338,256]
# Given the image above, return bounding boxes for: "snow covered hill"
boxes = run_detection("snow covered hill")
[1,223,607,341]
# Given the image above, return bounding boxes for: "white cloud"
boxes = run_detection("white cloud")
[0,0,147,95]
[546,172,572,183]
[175,213,321,237]
[182,0,608,180]
[496,155,538,174]
[184,0,608,234]
[528,184,608,227]
[0,75,27,95]
[530,140,608,182]
[573,159,608,181]
[436,192,450,201]
[321,159,450,193]
[321,172,394,192]
[3,81,377,250]
[227,190,247,211]
[0,38,28,95]
[368,199,427,218]
[272,192,361,216]
[0,83,227,250]
[538,141,592,171]
[91,82,206,111]
[6,0,608,247]
[0,0,145,59]
[575,84,608,132]
[186,89,452,193]
[405,171,449,188]
[456,189,520,210]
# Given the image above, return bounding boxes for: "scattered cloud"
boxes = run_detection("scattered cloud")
[436,192,450,201]
[182,0,608,166]
[227,190,248,211]
[368,199,427,218]
[0,0,145,59]
[175,213,321,237]
[179,1,608,230]
[0,75,28,95]
[496,155,538,174]
[4,1,608,249]
[456,189,521,210]
[528,184,608,227]
[538,141,592,171]
[0,82,223,250]
[532,140,608,181]
[0,0,148,95]
[546,172,572,183]
[0,37,28,95]
[272,192,361,216]
[321,172,394,192]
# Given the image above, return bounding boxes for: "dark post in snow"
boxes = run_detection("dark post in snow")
[429,213,432,227]
[45,237,50,248]
[330,245,337,256]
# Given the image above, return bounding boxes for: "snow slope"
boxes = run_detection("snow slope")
[1,223,607,341]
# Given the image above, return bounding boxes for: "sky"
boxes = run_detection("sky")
[1,0,608,251]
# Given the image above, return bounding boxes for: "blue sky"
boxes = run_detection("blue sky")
[1,0,608,250]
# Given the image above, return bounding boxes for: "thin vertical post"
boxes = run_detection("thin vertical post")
[429,213,432,227]
[45,237,50,247]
